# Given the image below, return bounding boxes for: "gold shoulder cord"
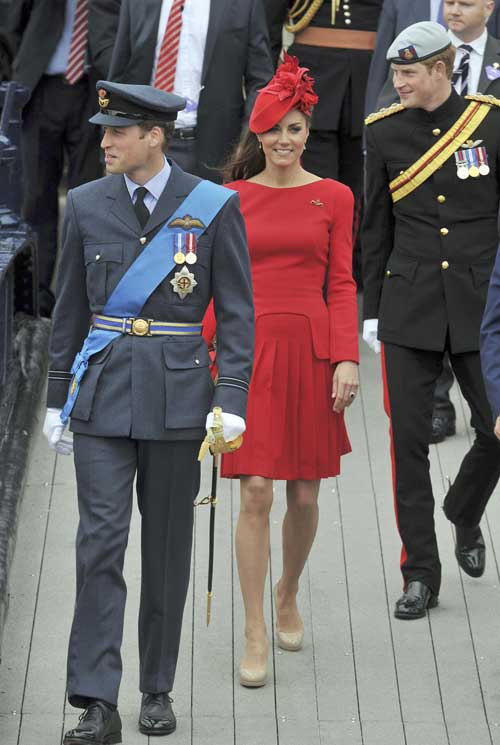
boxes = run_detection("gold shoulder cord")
[286,0,341,34]
[465,93,500,109]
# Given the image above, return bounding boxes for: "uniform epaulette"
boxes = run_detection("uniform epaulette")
[364,103,405,126]
[465,93,500,109]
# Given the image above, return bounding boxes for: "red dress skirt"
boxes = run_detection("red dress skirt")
[219,178,359,481]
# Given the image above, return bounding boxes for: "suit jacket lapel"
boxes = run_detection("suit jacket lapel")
[107,176,142,234]
[478,34,500,93]
[143,162,193,235]
[202,0,231,83]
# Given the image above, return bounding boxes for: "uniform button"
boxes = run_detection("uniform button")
[494,62,500,69]
[95,254,100,261]
[437,195,446,203]
[386,270,391,277]
[442,260,449,270]
[345,18,351,24]
[440,227,449,236]
[432,128,441,136]
[140,237,147,245]
[399,170,404,175]
[195,358,200,365]
[344,10,351,15]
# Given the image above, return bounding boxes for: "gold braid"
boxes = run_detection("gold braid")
[285,0,340,34]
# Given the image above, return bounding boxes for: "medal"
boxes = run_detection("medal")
[185,233,197,265]
[478,146,490,176]
[455,151,469,179]
[171,265,197,299]
[173,232,185,264]
[465,148,480,177]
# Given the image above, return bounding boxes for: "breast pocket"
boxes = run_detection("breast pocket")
[84,243,123,307]
[163,338,214,429]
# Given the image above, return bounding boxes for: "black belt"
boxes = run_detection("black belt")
[173,127,197,140]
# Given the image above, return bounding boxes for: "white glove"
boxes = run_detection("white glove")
[205,411,246,442]
[43,408,73,455]
[362,318,381,354]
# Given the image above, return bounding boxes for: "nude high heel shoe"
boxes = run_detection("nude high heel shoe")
[274,583,304,652]
[239,636,269,687]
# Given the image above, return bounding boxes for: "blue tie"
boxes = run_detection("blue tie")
[437,0,445,27]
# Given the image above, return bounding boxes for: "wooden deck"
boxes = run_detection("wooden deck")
[2,339,500,745]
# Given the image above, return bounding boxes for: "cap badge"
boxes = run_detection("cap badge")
[171,265,197,300]
[98,89,110,108]
[399,45,417,61]
[168,214,205,230]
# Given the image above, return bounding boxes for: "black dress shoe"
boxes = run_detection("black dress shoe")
[139,692,176,736]
[394,581,438,620]
[63,701,122,744]
[455,525,485,577]
[430,414,456,444]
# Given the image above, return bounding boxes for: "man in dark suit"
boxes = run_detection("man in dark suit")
[5,0,113,317]
[104,0,273,181]
[362,22,500,620]
[43,81,254,742]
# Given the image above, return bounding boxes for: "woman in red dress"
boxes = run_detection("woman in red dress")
[221,53,359,687]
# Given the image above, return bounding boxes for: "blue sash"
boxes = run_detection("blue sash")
[61,180,233,423]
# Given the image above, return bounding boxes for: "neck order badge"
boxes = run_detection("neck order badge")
[61,180,233,423]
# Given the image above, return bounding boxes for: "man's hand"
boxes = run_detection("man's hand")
[198,407,245,460]
[332,361,359,413]
[43,408,73,455]
[495,415,500,440]
[362,318,380,354]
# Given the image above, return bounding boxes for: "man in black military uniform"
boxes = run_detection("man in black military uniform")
[362,21,500,620]
[42,82,254,742]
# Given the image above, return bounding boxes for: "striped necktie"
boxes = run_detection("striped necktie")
[65,0,89,85]
[154,0,184,92]
[452,44,473,96]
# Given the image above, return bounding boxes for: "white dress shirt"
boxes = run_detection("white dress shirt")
[46,0,77,74]
[152,0,211,129]
[124,157,172,215]
[449,27,488,94]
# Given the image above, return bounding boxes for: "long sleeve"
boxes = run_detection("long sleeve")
[107,0,131,82]
[364,0,397,116]
[265,0,288,66]
[480,247,500,421]
[243,0,275,122]
[210,193,255,418]
[47,191,92,408]
[88,0,121,79]
[327,185,359,364]
[361,123,394,319]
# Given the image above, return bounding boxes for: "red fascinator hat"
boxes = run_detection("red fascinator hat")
[249,52,318,134]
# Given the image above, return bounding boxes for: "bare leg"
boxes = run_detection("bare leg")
[235,476,273,683]
[275,479,320,633]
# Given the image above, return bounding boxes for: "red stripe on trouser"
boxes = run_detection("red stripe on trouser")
[380,343,408,575]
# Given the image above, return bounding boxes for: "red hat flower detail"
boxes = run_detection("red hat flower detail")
[249,52,318,134]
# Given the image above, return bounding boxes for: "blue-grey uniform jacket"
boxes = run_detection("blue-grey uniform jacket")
[47,162,254,440]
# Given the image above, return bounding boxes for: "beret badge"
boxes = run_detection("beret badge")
[399,46,418,61]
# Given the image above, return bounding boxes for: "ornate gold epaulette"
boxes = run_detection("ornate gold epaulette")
[465,93,500,109]
[365,103,405,126]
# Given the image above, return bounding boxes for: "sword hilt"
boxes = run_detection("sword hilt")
[206,591,213,626]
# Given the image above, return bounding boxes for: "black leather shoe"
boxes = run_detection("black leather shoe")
[455,525,485,577]
[139,692,176,736]
[63,701,122,744]
[394,581,438,620]
[430,414,456,444]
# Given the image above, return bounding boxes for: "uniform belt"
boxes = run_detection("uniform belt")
[294,28,377,50]
[173,127,197,140]
[93,314,203,337]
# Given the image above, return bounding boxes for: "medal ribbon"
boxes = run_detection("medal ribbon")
[390,102,491,203]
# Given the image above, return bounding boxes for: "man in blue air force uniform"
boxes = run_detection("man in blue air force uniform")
[42,82,254,744]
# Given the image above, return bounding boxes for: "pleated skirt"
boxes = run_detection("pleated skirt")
[221,314,351,481]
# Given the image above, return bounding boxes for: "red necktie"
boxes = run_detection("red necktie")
[65,0,89,85]
[154,0,184,92]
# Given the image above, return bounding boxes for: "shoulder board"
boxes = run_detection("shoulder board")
[465,93,500,109]
[365,103,405,126]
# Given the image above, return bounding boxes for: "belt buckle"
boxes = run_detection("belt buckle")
[129,317,152,336]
